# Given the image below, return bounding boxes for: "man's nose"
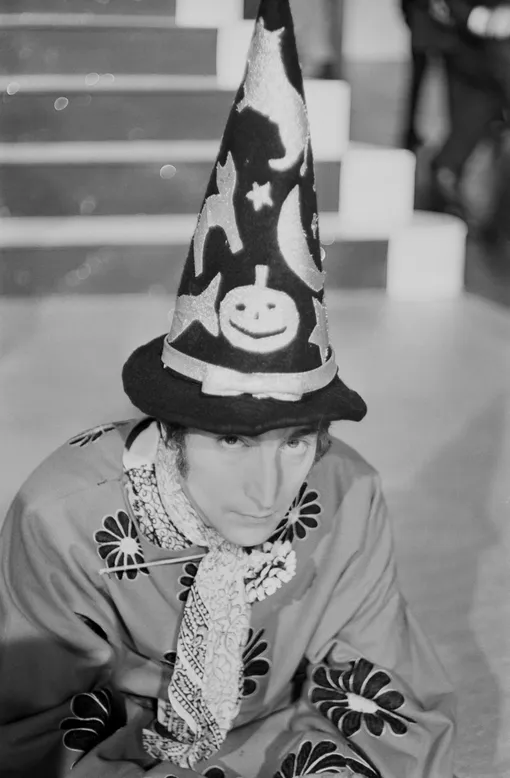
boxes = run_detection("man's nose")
[245,449,279,511]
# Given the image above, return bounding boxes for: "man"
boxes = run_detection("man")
[444,0,510,102]
[401,0,504,224]
[0,1,457,776]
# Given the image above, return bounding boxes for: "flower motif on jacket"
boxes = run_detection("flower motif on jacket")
[310,659,416,739]
[163,649,176,670]
[178,560,200,602]
[68,423,119,447]
[273,739,381,778]
[270,483,321,543]
[244,541,297,602]
[60,689,117,757]
[166,768,243,778]
[242,628,270,697]
[94,510,149,580]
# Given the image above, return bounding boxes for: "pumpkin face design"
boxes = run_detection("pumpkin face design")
[219,283,299,353]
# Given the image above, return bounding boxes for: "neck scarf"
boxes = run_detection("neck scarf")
[142,438,252,768]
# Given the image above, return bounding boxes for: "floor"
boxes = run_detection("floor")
[0,290,509,777]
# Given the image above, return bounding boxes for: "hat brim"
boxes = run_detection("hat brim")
[122,335,367,435]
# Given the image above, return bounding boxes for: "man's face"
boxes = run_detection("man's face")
[178,425,319,547]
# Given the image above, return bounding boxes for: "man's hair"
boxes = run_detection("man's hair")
[159,420,332,478]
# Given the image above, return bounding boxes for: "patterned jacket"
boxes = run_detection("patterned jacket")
[0,419,456,778]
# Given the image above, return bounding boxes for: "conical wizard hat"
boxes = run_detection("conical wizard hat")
[123,0,366,434]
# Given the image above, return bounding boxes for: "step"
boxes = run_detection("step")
[0,1,177,14]
[0,77,351,158]
[0,142,415,221]
[0,212,467,299]
[0,155,342,216]
[1,77,235,142]
[0,15,256,83]
[0,23,219,76]
[0,0,243,25]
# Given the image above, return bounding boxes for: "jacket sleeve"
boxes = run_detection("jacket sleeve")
[0,493,184,778]
[191,473,457,778]
[294,473,457,778]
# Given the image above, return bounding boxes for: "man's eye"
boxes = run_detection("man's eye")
[285,438,307,451]
[218,435,245,448]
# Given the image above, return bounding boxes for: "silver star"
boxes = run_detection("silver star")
[246,181,274,211]
[169,273,221,342]
[308,297,330,364]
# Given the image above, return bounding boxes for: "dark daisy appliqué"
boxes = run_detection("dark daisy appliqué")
[60,689,116,757]
[274,739,381,778]
[163,650,176,670]
[178,561,200,602]
[242,628,270,697]
[270,483,321,543]
[164,768,229,778]
[310,659,416,739]
[68,423,118,448]
[94,510,149,580]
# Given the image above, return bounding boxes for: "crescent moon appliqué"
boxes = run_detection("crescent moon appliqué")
[277,186,325,292]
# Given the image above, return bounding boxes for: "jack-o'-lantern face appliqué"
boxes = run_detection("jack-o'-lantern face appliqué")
[219,266,299,353]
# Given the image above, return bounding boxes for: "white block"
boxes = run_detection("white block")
[342,0,410,61]
[387,213,467,299]
[175,0,243,28]
[340,145,415,225]
[305,80,351,161]
[216,20,255,88]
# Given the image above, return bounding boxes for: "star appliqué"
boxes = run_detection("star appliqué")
[308,297,329,363]
[246,182,274,211]
[169,273,221,342]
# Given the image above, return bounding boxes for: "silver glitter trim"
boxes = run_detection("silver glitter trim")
[168,273,221,343]
[161,339,338,399]
[218,265,300,354]
[308,297,330,364]
[193,152,243,277]
[237,19,309,173]
[278,186,326,293]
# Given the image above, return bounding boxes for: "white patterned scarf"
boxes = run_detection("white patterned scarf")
[142,438,252,767]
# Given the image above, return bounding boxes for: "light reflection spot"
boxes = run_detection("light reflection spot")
[54,97,69,111]
[160,165,176,180]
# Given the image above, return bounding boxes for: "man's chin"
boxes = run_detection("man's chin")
[224,524,280,549]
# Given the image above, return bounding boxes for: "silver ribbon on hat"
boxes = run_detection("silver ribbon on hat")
[162,337,338,401]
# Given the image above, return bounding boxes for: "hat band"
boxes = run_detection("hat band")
[162,338,338,401]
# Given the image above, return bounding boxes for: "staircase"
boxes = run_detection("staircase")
[0,0,467,299]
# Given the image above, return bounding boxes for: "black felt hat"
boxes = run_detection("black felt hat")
[123,0,367,435]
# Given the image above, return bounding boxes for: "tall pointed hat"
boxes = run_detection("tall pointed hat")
[123,0,366,434]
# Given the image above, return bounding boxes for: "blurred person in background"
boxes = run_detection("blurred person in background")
[401,0,505,227]
[444,0,510,243]
[291,0,340,77]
